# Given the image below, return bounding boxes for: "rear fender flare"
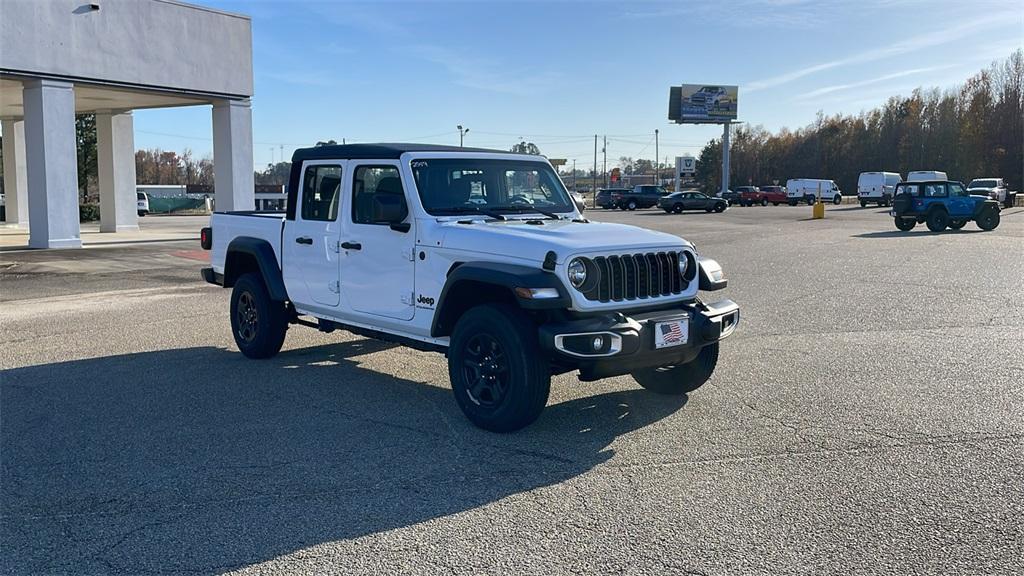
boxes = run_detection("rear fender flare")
[224,237,288,301]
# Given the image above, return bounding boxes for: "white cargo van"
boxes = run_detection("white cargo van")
[906,171,947,182]
[786,179,842,205]
[857,172,902,207]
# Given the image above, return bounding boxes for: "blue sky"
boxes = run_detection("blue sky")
[133,0,1023,169]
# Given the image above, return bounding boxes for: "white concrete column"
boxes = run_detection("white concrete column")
[23,79,81,248]
[97,111,139,232]
[1,118,29,227]
[212,98,254,211]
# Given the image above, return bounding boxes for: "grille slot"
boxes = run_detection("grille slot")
[581,251,695,302]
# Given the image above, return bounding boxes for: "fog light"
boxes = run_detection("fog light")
[592,336,604,351]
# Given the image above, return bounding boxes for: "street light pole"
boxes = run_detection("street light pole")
[457,125,469,147]
[654,129,659,185]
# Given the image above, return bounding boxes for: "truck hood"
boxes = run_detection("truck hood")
[435,218,688,264]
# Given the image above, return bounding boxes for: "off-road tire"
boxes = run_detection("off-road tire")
[976,207,1000,231]
[895,217,916,231]
[926,209,949,232]
[448,304,551,432]
[230,273,288,359]
[633,343,719,395]
[948,219,966,230]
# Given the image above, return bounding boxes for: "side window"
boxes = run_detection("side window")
[949,183,967,197]
[301,164,343,221]
[925,183,946,198]
[353,165,404,224]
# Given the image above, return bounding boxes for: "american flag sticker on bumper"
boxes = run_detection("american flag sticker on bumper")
[654,317,689,349]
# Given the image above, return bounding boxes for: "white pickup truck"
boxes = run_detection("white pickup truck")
[201,144,739,431]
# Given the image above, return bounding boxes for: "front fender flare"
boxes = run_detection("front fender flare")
[430,262,571,338]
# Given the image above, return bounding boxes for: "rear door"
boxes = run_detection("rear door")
[340,162,416,321]
[282,161,345,309]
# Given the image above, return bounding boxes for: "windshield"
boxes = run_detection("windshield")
[411,158,575,216]
[969,179,998,188]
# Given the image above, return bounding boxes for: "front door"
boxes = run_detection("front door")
[946,182,974,218]
[340,162,416,321]
[282,161,344,310]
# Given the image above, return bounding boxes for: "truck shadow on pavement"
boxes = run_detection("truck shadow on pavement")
[853,229,989,238]
[1,341,688,574]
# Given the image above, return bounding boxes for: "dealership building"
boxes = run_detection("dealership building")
[0,0,254,248]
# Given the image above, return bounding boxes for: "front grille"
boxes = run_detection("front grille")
[581,251,697,302]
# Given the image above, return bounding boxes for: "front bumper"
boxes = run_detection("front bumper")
[539,299,739,381]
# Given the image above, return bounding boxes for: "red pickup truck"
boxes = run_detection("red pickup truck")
[760,185,788,206]
[736,186,765,206]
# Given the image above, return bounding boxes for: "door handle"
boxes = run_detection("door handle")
[340,241,362,250]
[295,236,313,245]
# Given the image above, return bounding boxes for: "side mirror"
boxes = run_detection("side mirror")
[372,194,409,232]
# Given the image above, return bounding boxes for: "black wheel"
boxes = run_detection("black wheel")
[976,207,1000,231]
[807,197,815,206]
[833,195,842,205]
[633,343,719,395]
[230,273,288,359]
[860,200,868,208]
[448,304,551,432]
[926,209,949,232]
[673,204,683,213]
[627,200,637,211]
[663,208,673,214]
[713,202,726,213]
[773,202,779,206]
[761,198,768,206]
[788,200,797,206]
[895,217,916,231]
[948,219,966,230]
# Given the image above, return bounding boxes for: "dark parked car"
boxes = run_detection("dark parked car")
[595,188,629,209]
[659,191,728,213]
[613,185,668,210]
[718,189,740,205]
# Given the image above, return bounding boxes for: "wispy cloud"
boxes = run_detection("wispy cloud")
[412,45,561,96]
[746,12,1018,92]
[794,65,954,100]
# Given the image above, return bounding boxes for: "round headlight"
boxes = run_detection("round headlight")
[677,251,689,277]
[567,258,587,288]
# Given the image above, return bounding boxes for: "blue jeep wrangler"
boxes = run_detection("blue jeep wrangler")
[890,180,1000,232]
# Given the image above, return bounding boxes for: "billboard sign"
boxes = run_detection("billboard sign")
[669,84,738,123]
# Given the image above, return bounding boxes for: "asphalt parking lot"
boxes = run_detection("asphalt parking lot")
[2,206,1022,575]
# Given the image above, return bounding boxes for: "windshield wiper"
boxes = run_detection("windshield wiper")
[432,206,506,220]
[491,205,566,220]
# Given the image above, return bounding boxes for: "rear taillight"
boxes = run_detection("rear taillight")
[200,227,212,250]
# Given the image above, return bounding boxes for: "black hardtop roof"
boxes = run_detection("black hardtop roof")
[291,143,534,162]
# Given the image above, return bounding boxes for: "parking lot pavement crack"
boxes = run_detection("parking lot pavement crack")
[742,401,829,450]
[605,432,1024,471]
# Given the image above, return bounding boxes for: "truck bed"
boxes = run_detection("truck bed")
[209,211,285,274]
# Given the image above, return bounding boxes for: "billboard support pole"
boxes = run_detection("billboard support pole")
[720,120,731,197]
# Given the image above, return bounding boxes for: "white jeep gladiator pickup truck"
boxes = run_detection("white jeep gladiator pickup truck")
[200,144,739,431]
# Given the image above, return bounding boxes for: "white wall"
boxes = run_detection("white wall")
[0,0,252,98]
